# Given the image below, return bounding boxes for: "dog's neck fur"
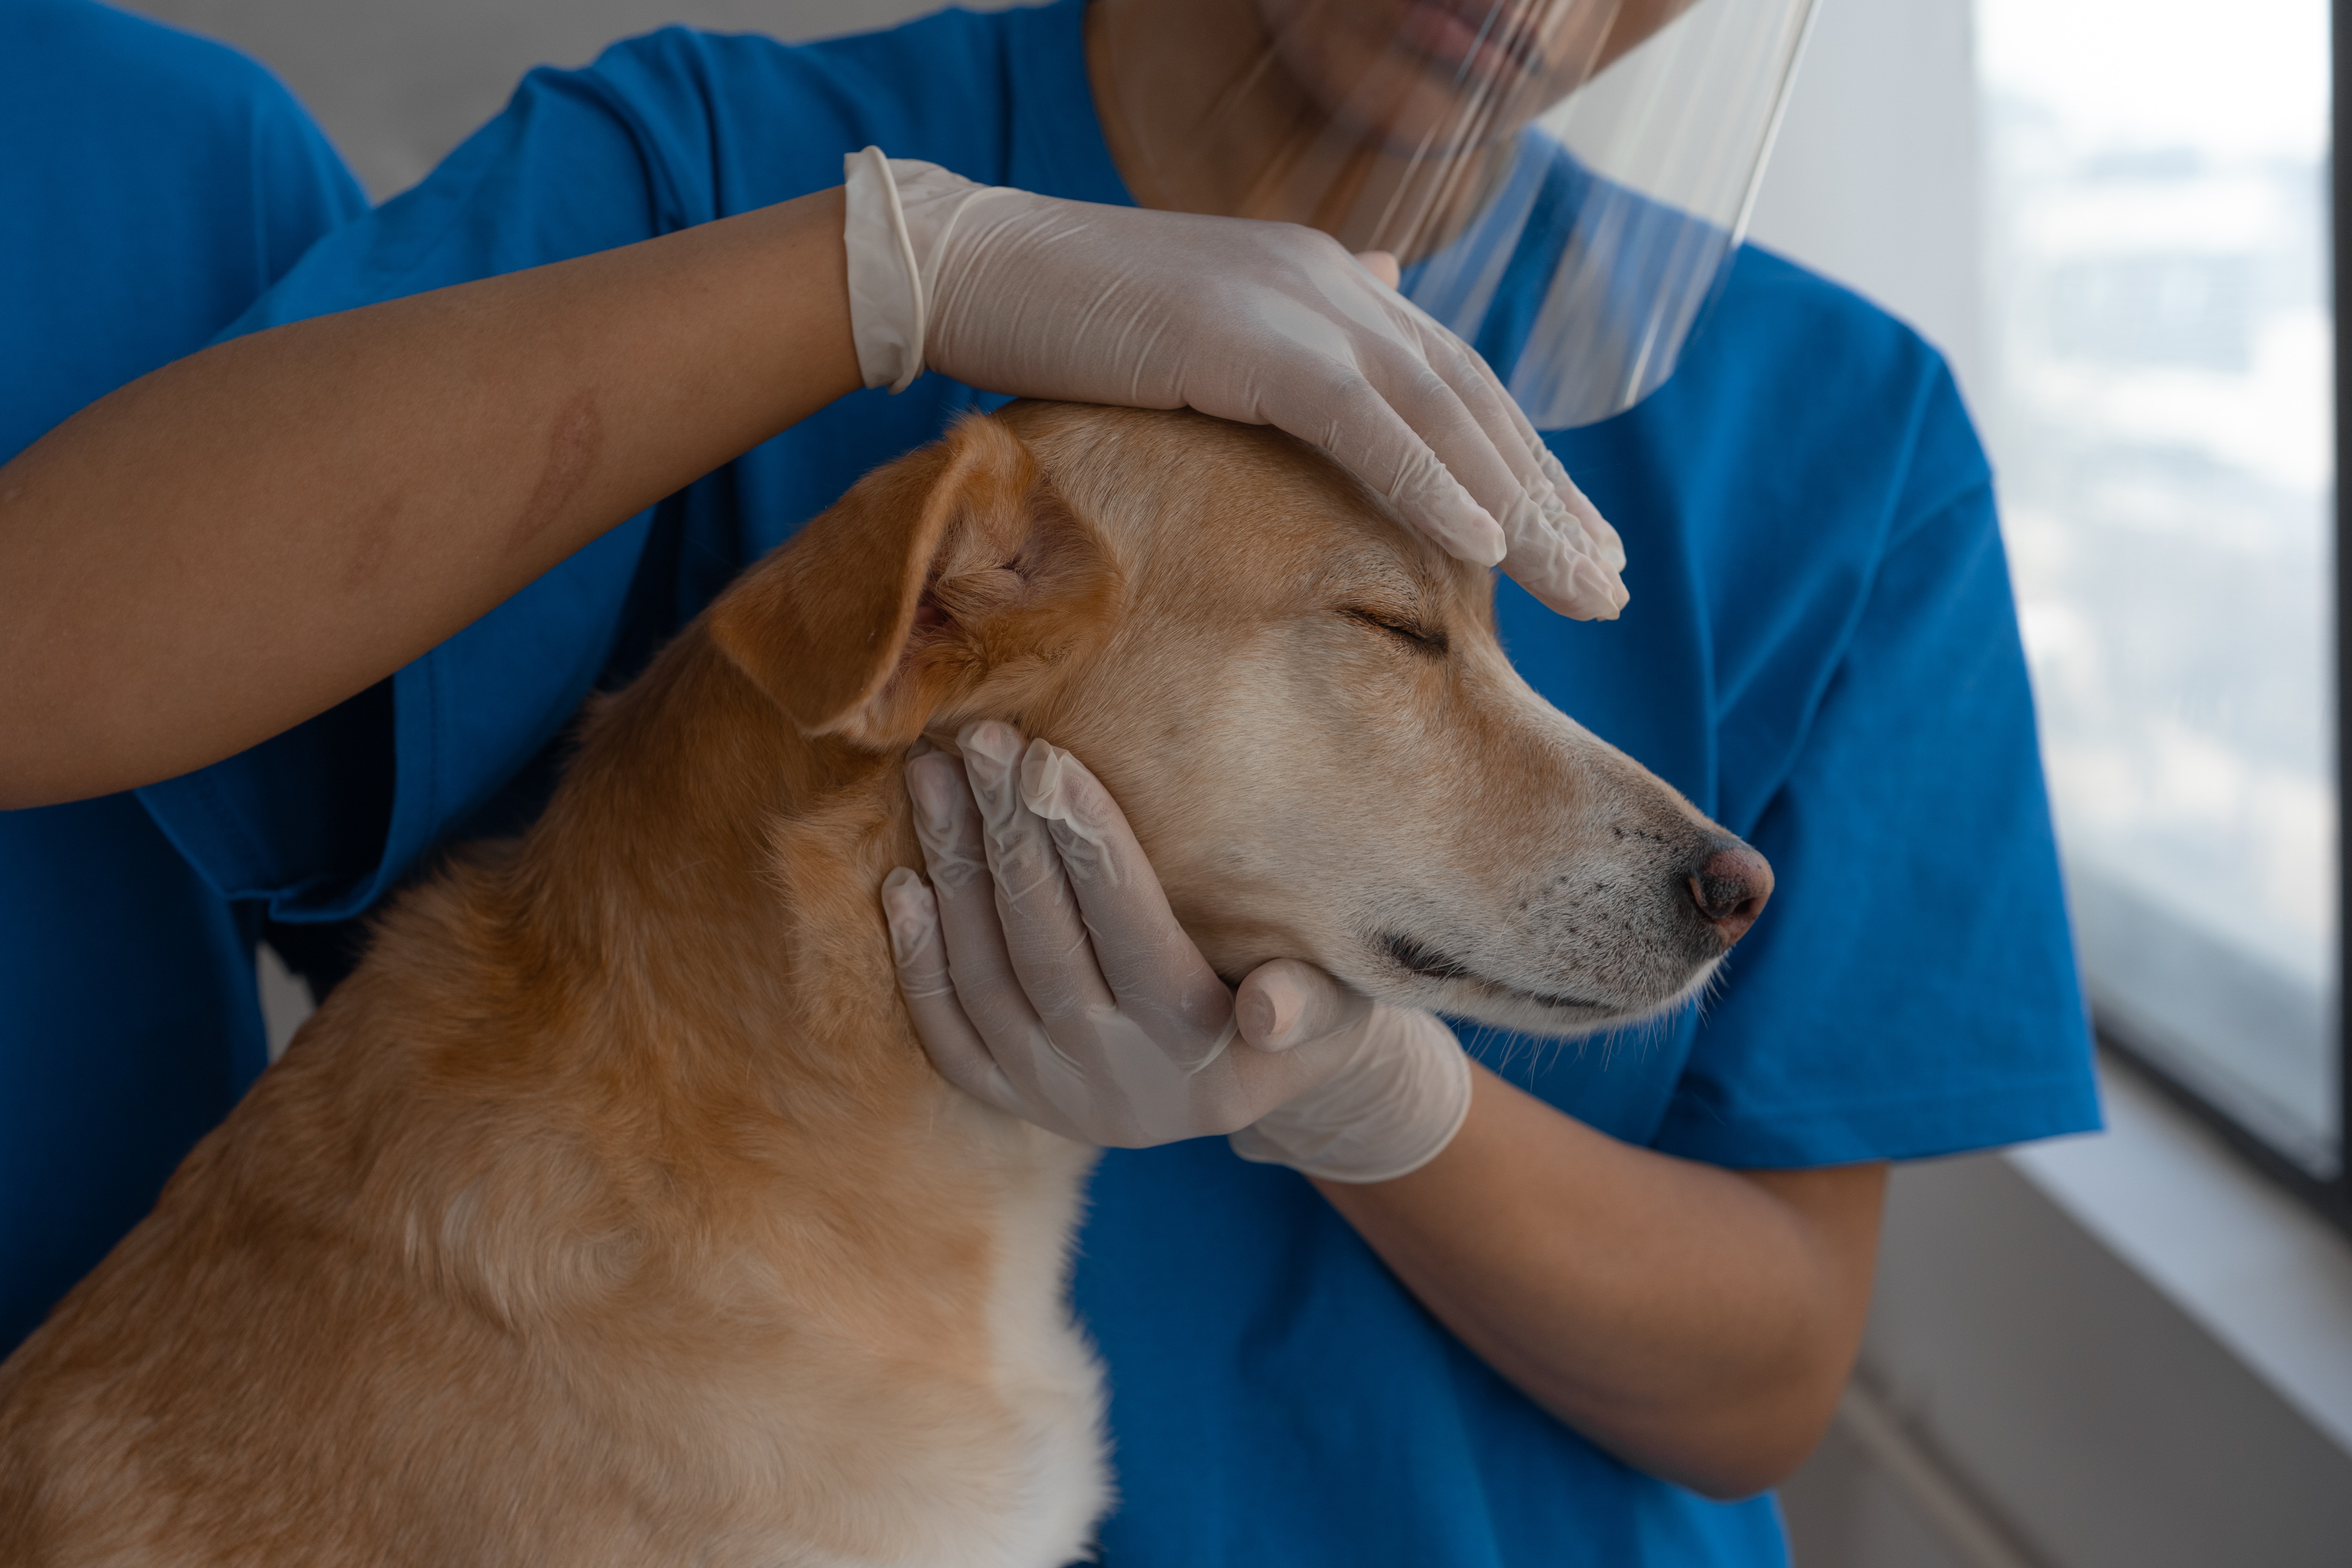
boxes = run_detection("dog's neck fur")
[449,622,938,1122]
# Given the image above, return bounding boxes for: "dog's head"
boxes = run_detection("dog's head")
[711,403,1768,1036]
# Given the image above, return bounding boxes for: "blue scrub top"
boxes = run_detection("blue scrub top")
[31,0,2099,1560]
[0,0,366,1352]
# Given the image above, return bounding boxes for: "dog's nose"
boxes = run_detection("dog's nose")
[1686,840,1773,947]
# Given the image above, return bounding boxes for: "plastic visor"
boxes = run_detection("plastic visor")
[1092,0,1820,427]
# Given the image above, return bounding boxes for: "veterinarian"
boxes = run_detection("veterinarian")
[0,0,366,1354]
[0,0,2100,1561]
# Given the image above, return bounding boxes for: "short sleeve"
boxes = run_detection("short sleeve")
[1653,473,2102,1167]
[137,59,686,922]
[240,71,367,285]
[0,0,365,455]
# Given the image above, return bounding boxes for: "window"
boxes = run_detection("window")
[1977,0,2348,1221]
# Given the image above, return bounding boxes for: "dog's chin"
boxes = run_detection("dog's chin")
[1200,929,1723,1041]
[1365,939,1727,1040]
[1379,974,1629,1039]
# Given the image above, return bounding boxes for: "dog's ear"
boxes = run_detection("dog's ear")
[708,412,1112,751]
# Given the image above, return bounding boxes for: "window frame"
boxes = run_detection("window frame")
[2089,0,2352,1239]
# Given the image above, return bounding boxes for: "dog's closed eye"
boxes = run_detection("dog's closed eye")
[1342,607,1449,657]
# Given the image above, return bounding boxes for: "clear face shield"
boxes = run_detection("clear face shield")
[1091,0,1820,428]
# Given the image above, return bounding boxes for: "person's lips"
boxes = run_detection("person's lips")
[1394,0,1548,89]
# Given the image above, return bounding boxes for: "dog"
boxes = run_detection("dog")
[0,401,1769,1565]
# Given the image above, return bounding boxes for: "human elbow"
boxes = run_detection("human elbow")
[1680,1420,1837,1501]
[1659,1380,1847,1501]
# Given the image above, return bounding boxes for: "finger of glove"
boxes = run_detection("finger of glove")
[1019,738,1238,1066]
[1416,324,1589,543]
[1496,446,1630,620]
[1283,363,1510,568]
[881,867,1039,1117]
[1234,959,1376,1053]
[905,750,1063,1061]
[1232,1005,1472,1182]
[1407,331,1627,621]
[906,754,1121,1136]
[1439,332,1628,577]
[1532,440,1626,573]
[956,722,1125,1040]
[1332,333,1618,601]
[1497,508,1630,621]
[1436,332,1631,589]
[1185,1024,1370,1131]
[1192,975,1421,1131]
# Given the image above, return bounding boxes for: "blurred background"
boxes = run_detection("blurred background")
[107,0,2352,1560]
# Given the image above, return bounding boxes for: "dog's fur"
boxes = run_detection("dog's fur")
[0,403,1760,1565]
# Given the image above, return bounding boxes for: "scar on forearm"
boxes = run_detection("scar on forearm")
[508,393,604,556]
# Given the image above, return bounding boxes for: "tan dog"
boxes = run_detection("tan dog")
[0,403,1768,1566]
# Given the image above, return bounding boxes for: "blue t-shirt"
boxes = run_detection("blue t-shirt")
[0,0,366,1352]
[122,1,2094,1560]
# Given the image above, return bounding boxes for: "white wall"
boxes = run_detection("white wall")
[120,0,1013,199]
[1746,0,1986,407]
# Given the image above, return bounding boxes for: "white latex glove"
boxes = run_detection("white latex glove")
[880,721,1473,1183]
[841,147,1626,620]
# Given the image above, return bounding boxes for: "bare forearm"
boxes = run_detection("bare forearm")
[1316,1065,1885,1498]
[0,187,860,809]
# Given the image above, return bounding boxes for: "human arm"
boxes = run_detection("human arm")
[0,188,864,811]
[1317,1069,1884,1497]
[2,149,1621,812]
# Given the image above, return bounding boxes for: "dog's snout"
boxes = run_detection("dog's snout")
[1685,840,1773,947]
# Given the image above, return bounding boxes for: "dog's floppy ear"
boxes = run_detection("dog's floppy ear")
[709,412,1112,751]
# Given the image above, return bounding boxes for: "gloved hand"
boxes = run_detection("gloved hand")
[841,147,1627,621]
[880,720,1474,1183]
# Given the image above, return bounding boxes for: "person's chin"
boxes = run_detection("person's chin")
[1319,77,1529,165]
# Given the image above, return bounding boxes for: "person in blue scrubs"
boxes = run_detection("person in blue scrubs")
[0,1,2100,1561]
[0,0,366,1354]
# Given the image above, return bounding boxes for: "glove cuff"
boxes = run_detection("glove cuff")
[840,148,993,394]
[1227,1010,1473,1184]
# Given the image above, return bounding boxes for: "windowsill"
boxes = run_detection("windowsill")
[1788,1051,2352,1568]
[2005,1050,2352,1457]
